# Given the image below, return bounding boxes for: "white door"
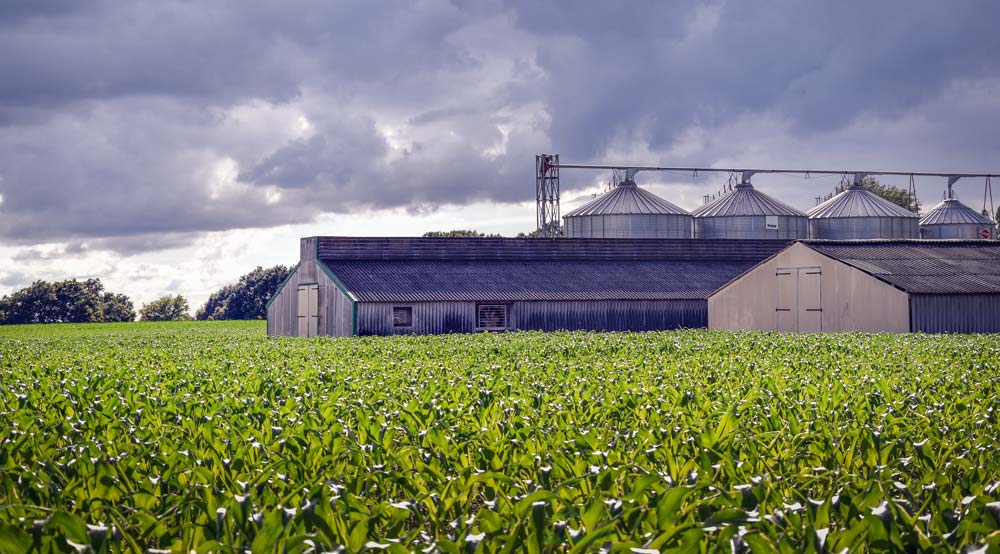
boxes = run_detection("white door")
[798,268,822,332]
[297,284,319,337]
[775,269,797,331]
[776,267,823,332]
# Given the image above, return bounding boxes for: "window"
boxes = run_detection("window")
[393,306,413,327]
[477,304,508,330]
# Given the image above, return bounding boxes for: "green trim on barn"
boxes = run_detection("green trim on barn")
[264,262,301,310]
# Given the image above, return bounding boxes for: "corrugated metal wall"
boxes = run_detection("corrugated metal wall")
[920,224,997,240]
[909,294,1000,333]
[357,300,706,335]
[357,302,475,335]
[564,214,693,238]
[512,300,706,331]
[694,216,809,239]
[808,217,919,239]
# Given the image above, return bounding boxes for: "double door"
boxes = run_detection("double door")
[776,267,822,332]
[297,284,319,337]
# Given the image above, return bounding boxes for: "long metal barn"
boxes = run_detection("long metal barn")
[266,237,787,337]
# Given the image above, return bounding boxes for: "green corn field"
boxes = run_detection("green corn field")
[1,321,999,553]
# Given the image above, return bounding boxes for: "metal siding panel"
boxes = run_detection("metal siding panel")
[357,302,476,336]
[355,300,705,335]
[910,294,1000,333]
[511,300,705,332]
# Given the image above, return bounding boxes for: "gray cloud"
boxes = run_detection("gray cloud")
[0,0,998,251]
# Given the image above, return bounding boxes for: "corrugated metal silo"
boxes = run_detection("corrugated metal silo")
[807,184,919,239]
[691,182,808,239]
[919,194,997,239]
[563,180,692,238]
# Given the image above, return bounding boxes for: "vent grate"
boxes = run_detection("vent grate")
[392,306,413,327]
[477,304,507,330]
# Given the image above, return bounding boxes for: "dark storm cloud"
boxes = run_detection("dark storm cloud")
[0,0,998,250]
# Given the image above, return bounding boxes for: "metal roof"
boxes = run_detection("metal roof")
[563,180,689,217]
[316,237,789,261]
[919,198,995,226]
[805,240,1000,294]
[325,259,761,302]
[690,183,806,218]
[806,185,919,219]
[314,237,789,303]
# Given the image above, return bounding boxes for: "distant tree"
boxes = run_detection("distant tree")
[516,228,564,238]
[0,278,135,325]
[101,292,137,322]
[861,177,920,213]
[422,230,503,238]
[140,295,192,322]
[821,177,920,213]
[196,265,291,320]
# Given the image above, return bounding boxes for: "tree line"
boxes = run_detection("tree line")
[0,265,290,325]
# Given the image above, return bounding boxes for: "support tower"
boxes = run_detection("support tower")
[536,154,560,237]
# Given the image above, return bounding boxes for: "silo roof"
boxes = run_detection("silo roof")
[919,198,995,226]
[563,181,689,217]
[690,183,806,218]
[807,184,918,219]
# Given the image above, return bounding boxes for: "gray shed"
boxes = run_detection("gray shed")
[691,182,808,239]
[266,237,788,336]
[563,180,692,238]
[807,184,920,239]
[710,240,1000,333]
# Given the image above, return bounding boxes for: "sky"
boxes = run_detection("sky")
[1,1,999,311]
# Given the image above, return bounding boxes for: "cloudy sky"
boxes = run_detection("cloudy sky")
[1,0,999,310]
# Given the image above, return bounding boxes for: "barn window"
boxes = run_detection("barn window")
[392,306,413,327]
[477,304,508,330]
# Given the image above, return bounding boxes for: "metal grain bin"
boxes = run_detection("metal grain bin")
[807,184,919,239]
[691,182,808,239]
[563,180,692,238]
[919,196,997,240]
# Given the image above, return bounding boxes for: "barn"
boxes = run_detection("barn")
[708,240,1000,333]
[266,236,788,337]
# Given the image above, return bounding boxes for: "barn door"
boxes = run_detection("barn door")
[297,284,319,337]
[775,269,797,331]
[798,268,822,332]
[775,267,822,332]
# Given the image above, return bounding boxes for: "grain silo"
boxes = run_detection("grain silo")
[691,180,808,239]
[562,179,692,238]
[920,196,996,239]
[807,183,919,239]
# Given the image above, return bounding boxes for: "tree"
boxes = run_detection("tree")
[0,278,136,325]
[822,177,920,213]
[196,265,291,320]
[861,177,920,212]
[140,295,192,322]
[101,292,137,322]
[516,228,563,238]
[422,230,502,238]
